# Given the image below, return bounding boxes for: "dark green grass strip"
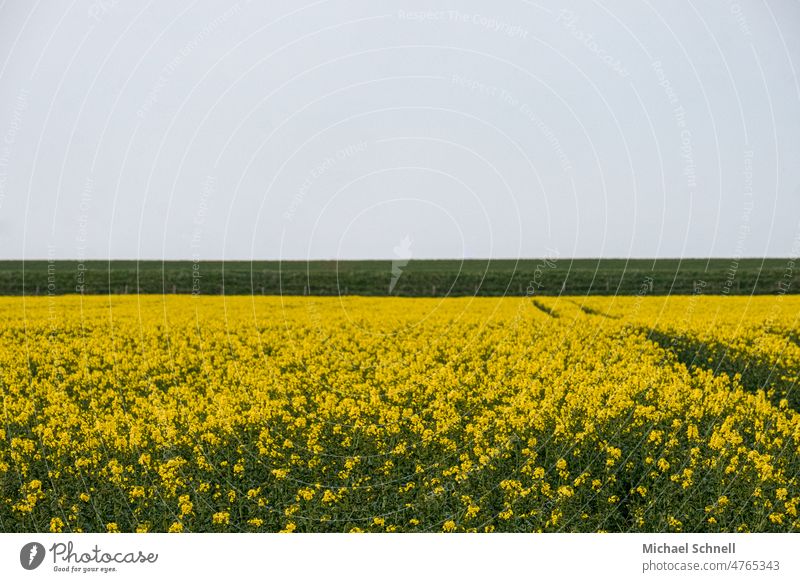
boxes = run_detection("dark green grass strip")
[0,258,796,296]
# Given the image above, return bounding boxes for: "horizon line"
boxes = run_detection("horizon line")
[0,256,794,263]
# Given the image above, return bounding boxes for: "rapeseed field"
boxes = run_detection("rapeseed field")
[0,295,798,532]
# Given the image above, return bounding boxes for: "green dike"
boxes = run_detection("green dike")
[0,258,795,296]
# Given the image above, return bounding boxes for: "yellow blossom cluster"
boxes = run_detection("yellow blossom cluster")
[0,295,798,532]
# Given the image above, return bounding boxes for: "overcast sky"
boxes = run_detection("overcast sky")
[0,0,798,260]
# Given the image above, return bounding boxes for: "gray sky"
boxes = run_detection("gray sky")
[0,0,798,260]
